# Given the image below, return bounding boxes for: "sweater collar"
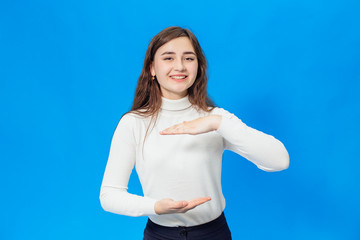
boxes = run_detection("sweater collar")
[161,95,192,111]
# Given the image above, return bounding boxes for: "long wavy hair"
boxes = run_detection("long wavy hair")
[123,27,216,151]
[130,26,215,116]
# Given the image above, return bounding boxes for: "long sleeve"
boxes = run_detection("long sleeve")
[214,108,289,172]
[99,114,158,216]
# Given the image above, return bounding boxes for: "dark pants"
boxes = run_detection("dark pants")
[143,212,232,240]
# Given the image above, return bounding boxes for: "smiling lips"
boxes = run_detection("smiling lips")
[170,75,188,82]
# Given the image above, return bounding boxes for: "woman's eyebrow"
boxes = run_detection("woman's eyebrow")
[183,51,196,55]
[160,51,175,55]
[160,51,196,55]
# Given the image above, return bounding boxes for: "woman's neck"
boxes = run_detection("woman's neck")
[161,95,192,111]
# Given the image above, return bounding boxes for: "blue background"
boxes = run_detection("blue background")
[1,0,359,239]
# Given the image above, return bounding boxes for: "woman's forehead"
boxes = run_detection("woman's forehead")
[156,37,195,55]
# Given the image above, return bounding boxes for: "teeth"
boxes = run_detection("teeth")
[171,76,187,79]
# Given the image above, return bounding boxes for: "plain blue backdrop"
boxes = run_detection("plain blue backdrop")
[1,0,359,239]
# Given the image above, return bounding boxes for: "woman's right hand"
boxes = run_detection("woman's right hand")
[154,197,211,215]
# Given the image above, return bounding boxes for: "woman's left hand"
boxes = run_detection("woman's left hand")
[160,115,222,135]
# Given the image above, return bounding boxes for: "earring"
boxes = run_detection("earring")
[152,75,155,80]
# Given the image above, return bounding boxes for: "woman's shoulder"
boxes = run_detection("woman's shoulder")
[121,110,151,121]
[117,110,153,130]
[208,106,233,116]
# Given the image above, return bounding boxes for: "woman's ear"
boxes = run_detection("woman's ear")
[150,63,155,76]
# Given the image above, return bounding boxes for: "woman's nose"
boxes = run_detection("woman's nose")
[174,59,185,71]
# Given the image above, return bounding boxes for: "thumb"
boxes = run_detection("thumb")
[171,201,188,209]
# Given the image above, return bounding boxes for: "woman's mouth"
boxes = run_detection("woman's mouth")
[170,75,188,82]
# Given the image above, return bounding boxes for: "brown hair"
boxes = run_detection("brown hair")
[129,26,215,117]
[123,27,216,151]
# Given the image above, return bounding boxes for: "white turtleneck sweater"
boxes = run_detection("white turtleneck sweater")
[99,96,289,227]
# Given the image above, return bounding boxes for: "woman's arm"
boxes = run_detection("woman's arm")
[99,114,157,216]
[214,108,289,172]
[160,108,289,172]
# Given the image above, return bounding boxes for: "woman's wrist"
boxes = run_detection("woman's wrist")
[209,115,222,131]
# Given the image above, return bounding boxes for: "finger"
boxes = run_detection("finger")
[160,125,176,134]
[160,128,175,135]
[185,197,212,210]
[191,197,212,205]
[160,121,190,135]
[160,127,186,135]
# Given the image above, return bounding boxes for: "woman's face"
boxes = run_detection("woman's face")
[150,37,198,100]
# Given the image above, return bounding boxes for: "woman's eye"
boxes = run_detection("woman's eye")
[185,57,195,61]
[164,57,173,60]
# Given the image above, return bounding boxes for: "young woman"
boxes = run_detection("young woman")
[100,26,289,240]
